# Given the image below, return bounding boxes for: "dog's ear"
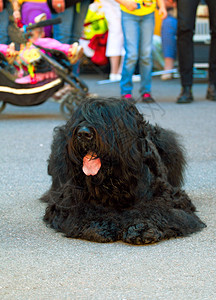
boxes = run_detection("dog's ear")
[47,125,72,186]
[149,125,186,187]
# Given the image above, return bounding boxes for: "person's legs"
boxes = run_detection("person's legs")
[70,1,90,75]
[139,12,154,96]
[0,8,9,44]
[52,7,74,43]
[161,15,177,79]
[205,0,216,100]
[109,56,122,74]
[100,0,123,57]
[206,1,216,80]
[164,57,175,70]
[53,1,90,43]
[176,0,199,103]
[161,15,177,61]
[71,0,91,43]
[177,0,200,87]
[100,0,124,79]
[120,11,139,97]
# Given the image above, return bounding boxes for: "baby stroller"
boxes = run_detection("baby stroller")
[0,18,88,119]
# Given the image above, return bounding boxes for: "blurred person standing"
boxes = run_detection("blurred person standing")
[47,0,92,76]
[115,0,167,102]
[176,0,216,103]
[0,0,10,44]
[100,0,124,81]
[161,0,177,80]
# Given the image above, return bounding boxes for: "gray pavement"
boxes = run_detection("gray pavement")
[0,75,216,300]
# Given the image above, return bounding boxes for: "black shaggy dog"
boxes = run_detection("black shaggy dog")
[41,97,206,244]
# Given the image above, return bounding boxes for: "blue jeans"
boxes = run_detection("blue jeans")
[120,11,154,96]
[0,8,9,44]
[52,1,91,75]
[52,1,90,44]
[161,15,177,59]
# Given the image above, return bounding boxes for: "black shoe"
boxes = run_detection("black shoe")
[206,84,216,101]
[176,86,193,104]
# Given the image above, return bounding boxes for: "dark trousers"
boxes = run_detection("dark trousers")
[177,0,216,86]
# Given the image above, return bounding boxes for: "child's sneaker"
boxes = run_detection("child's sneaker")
[68,42,84,64]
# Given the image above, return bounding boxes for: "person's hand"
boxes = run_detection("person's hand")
[158,6,167,19]
[122,0,138,11]
[52,0,65,13]
[13,10,21,22]
[0,0,3,13]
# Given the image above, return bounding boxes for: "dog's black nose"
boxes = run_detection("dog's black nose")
[77,126,94,140]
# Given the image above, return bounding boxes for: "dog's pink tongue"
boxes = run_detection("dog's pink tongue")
[83,152,101,176]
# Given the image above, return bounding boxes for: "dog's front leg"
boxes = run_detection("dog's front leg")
[80,219,120,243]
[60,203,121,243]
[122,222,163,245]
[121,203,205,245]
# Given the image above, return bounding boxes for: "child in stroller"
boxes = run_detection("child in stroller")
[0,15,88,118]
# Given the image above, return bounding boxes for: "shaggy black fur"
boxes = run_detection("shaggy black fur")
[41,97,206,244]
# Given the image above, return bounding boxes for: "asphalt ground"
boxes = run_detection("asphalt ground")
[0,75,216,300]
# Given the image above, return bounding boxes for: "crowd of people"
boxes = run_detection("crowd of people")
[0,0,216,102]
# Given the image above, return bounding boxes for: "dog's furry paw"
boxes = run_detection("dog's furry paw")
[123,224,163,245]
[81,221,119,243]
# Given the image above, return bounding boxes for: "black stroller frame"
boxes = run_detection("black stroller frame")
[0,18,89,119]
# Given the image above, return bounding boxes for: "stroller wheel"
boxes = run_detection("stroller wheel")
[60,95,78,119]
[0,101,6,113]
